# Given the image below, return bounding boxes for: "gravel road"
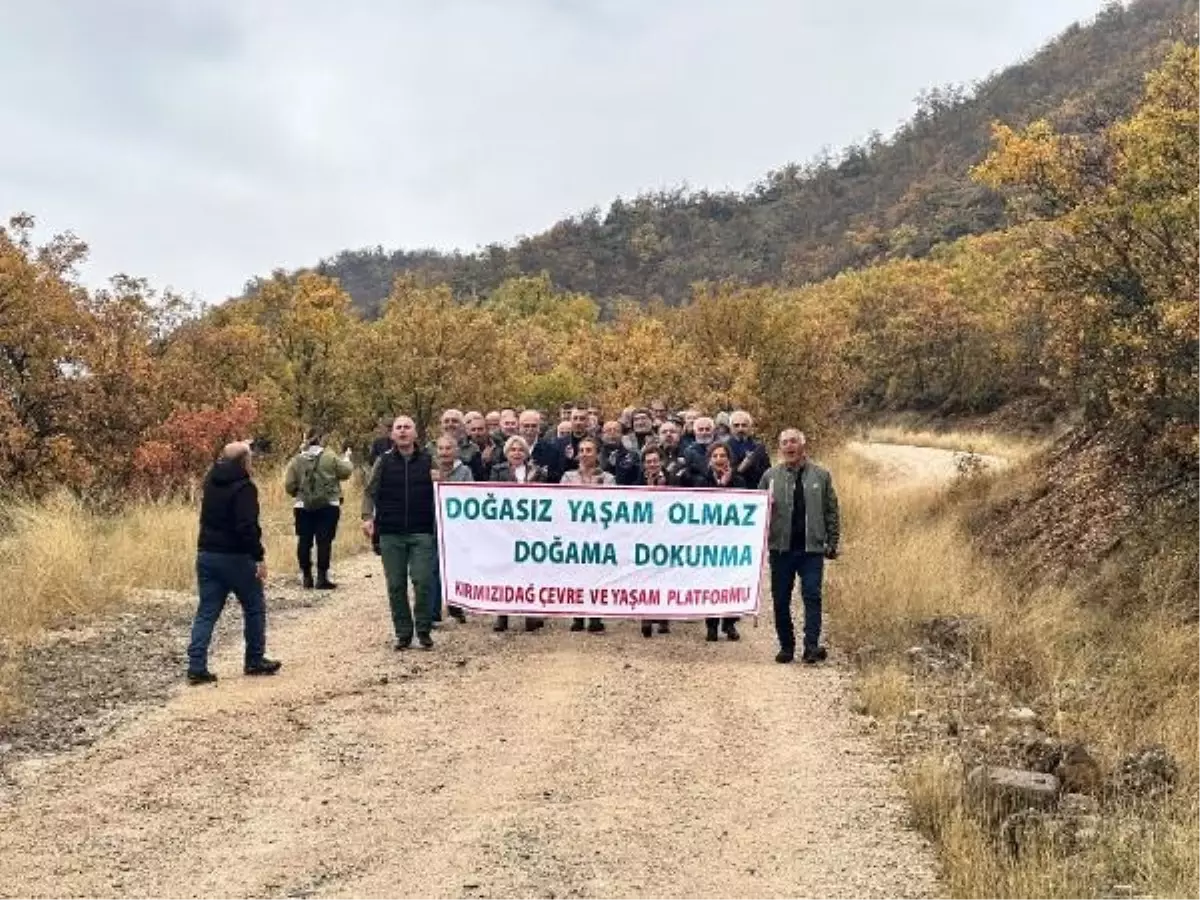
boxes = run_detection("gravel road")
[0,446,948,899]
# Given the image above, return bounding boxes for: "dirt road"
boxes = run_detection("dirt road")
[846,440,1007,485]
[0,447,947,899]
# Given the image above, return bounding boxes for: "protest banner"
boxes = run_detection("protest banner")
[435,482,770,618]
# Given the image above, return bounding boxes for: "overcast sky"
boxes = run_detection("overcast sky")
[2,0,1106,302]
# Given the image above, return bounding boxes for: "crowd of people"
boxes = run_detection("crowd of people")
[184,402,840,685]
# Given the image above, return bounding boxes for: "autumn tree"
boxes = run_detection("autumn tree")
[352,276,516,440]
[975,42,1199,461]
[0,215,92,493]
[249,272,358,445]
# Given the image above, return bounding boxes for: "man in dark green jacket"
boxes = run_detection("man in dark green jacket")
[758,429,840,664]
[284,428,354,589]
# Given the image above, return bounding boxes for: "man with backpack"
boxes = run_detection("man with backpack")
[284,428,354,590]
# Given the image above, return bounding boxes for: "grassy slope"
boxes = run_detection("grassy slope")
[829,443,1197,897]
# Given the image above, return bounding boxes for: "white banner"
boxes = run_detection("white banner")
[435,483,769,618]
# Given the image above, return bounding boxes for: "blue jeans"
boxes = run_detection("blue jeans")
[769,550,825,652]
[188,551,266,673]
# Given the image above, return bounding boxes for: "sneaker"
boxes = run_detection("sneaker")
[301,569,314,590]
[493,616,510,633]
[657,622,670,635]
[570,618,585,632]
[417,632,434,650]
[723,623,740,642]
[524,618,545,632]
[705,623,719,642]
[641,623,653,638]
[448,607,467,624]
[775,649,795,664]
[395,637,412,651]
[586,619,606,634]
[315,574,337,590]
[187,670,218,685]
[801,646,828,665]
[244,658,282,676]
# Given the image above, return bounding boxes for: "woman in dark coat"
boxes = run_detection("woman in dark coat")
[696,441,745,643]
[638,444,673,639]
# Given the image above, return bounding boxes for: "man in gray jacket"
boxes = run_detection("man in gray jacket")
[758,429,840,664]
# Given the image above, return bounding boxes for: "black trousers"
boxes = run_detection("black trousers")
[294,505,341,573]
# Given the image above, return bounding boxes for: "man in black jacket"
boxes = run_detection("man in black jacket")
[186,441,281,685]
[557,406,590,473]
[519,409,564,483]
[600,419,641,485]
[728,410,771,489]
[362,416,438,650]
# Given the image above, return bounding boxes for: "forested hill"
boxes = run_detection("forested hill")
[281,0,1193,315]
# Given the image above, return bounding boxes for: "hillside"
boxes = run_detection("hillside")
[283,0,1194,314]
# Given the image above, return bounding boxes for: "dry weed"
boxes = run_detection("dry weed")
[859,424,1046,461]
[0,469,364,641]
[830,442,1198,898]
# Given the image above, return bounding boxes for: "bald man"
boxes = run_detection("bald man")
[519,409,564,483]
[363,415,438,650]
[728,410,770,488]
[187,441,281,684]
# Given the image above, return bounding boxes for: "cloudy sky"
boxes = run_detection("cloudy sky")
[3,0,1105,302]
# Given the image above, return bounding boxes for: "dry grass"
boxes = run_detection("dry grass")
[856,664,918,719]
[856,423,1046,461]
[0,468,364,640]
[828,444,1199,898]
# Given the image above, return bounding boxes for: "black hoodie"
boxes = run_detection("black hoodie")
[197,457,265,561]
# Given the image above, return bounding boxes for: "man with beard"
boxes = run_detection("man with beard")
[557,405,591,472]
[728,410,771,490]
[683,415,717,485]
[622,407,656,454]
[464,412,495,480]
[680,409,700,450]
[599,420,641,485]
[519,409,564,484]
[656,420,691,486]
